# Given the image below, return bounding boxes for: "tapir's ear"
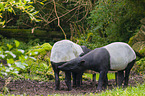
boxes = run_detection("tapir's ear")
[79,52,85,57]
[78,60,85,66]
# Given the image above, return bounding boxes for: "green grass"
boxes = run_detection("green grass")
[84,72,115,80]
[93,83,145,96]
[52,83,145,96]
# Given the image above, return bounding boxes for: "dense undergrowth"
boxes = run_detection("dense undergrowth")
[0,38,145,95]
[0,38,54,81]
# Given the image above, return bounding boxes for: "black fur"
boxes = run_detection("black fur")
[58,48,135,91]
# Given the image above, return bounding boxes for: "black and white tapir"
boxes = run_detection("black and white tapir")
[50,40,92,90]
[58,42,136,91]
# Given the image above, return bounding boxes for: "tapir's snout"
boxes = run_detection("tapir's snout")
[58,63,71,71]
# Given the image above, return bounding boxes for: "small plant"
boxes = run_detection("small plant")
[133,57,145,75]
[25,43,54,80]
[0,40,36,77]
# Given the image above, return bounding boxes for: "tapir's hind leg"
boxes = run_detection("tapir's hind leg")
[117,70,124,87]
[93,73,96,85]
[103,73,108,89]
[115,71,124,87]
[124,60,135,87]
[97,70,108,91]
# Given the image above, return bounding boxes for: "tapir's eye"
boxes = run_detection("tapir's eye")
[78,60,85,66]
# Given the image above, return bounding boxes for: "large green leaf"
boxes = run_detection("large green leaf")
[15,40,20,48]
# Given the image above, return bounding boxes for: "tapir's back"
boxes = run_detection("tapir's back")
[104,42,136,70]
[50,40,83,63]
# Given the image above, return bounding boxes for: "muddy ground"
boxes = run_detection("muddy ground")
[0,73,144,96]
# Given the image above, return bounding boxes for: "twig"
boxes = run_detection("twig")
[53,0,66,39]
[44,5,81,26]
[6,18,13,24]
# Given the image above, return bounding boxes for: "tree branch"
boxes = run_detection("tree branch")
[44,4,81,27]
[53,0,67,39]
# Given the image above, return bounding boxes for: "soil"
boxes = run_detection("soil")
[0,73,144,96]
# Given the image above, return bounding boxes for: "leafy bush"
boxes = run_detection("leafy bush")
[0,38,54,80]
[0,37,41,51]
[77,33,107,49]
[26,43,54,80]
[133,57,145,75]
[0,40,36,77]
[86,0,145,46]
[27,43,52,63]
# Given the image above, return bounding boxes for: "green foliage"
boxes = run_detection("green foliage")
[25,43,54,80]
[139,47,145,56]
[95,83,145,96]
[87,0,145,46]
[0,38,54,81]
[27,43,52,62]
[0,38,40,51]
[133,57,145,75]
[76,33,106,50]
[0,40,36,77]
[0,0,40,27]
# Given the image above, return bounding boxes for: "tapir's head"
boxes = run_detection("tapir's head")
[81,46,91,54]
[58,57,85,73]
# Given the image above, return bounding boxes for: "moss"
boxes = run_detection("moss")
[86,33,93,42]
[40,43,52,51]
[139,47,145,56]
[0,29,66,42]
[132,41,145,57]
[27,43,52,64]
[128,36,135,46]
[133,57,145,74]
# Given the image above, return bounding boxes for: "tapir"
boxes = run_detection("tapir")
[58,42,136,91]
[50,40,92,90]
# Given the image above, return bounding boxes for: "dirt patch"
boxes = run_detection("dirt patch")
[0,74,144,96]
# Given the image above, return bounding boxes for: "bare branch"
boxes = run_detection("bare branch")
[44,4,81,26]
[6,18,13,24]
[53,0,67,39]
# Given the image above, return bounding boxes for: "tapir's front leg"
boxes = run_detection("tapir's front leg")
[51,63,60,90]
[54,70,60,90]
[65,71,72,91]
[97,71,108,91]
[72,72,83,87]
[72,72,77,87]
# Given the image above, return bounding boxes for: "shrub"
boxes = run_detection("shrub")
[87,0,144,46]
[133,57,145,75]
[26,43,54,80]
[0,40,36,77]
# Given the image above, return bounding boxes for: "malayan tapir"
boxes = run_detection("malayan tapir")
[58,42,136,91]
[50,40,92,90]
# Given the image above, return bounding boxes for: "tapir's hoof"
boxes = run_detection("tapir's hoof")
[95,89,102,93]
[96,87,102,92]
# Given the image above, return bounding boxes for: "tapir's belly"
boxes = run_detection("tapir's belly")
[104,42,136,70]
